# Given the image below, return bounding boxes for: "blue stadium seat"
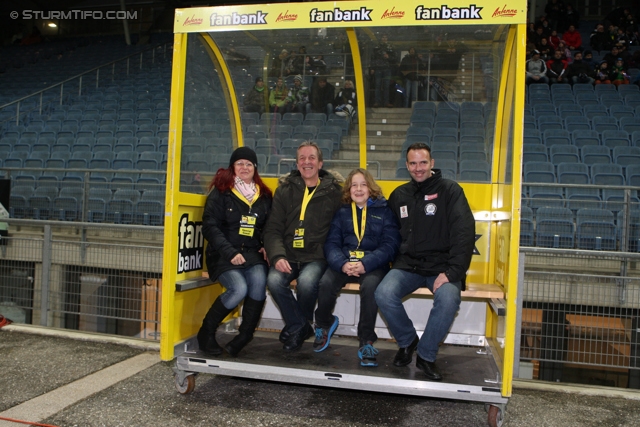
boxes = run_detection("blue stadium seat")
[613,146,640,168]
[524,161,555,183]
[520,206,534,246]
[524,144,548,163]
[550,145,579,164]
[591,163,625,186]
[535,207,575,248]
[601,130,630,149]
[571,130,600,148]
[565,187,602,211]
[576,208,617,250]
[557,162,589,185]
[591,116,619,133]
[581,145,611,165]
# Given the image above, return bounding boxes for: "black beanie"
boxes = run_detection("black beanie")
[229,146,258,168]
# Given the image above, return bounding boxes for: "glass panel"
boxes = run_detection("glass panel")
[208,27,356,178]
[180,33,234,194]
[355,25,508,181]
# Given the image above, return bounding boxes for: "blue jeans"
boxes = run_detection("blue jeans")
[404,79,419,108]
[266,260,327,333]
[374,68,392,106]
[375,269,461,362]
[218,264,268,309]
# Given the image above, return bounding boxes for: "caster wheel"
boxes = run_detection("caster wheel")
[175,374,196,395]
[487,405,503,427]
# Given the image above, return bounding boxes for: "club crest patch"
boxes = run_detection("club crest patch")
[425,203,437,216]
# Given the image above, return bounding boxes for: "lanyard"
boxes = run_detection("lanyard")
[298,180,320,223]
[231,186,260,210]
[351,202,367,249]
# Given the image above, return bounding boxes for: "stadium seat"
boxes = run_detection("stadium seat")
[535,207,575,248]
[576,208,617,250]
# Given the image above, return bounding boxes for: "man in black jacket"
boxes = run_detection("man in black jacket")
[263,141,342,352]
[375,143,476,381]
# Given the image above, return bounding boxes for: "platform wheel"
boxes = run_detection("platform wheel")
[175,373,196,395]
[487,404,504,427]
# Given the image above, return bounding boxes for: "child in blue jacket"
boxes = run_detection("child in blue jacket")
[313,168,401,366]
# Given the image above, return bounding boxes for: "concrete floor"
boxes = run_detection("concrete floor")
[1,325,640,427]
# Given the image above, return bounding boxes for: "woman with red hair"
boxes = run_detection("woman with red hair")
[199,147,273,357]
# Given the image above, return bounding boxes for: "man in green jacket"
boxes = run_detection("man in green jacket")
[264,141,342,351]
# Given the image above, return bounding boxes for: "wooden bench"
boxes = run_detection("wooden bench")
[177,274,505,314]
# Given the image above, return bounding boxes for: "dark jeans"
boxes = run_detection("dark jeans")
[266,260,327,334]
[315,267,387,344]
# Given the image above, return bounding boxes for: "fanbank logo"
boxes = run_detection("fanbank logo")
[183,15,202,26]
[276,10,297,22]
[381,7,405,19]
[210,10,268,26]
[492,5,518,18]
[415,5,483,20]
[309,7,372,22]
[177,213,204,274]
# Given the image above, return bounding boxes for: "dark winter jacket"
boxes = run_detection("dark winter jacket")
[244,85,269,110]
[263,169,342,265]
[202,187,272,281]
[324,197,401,274]
[388,169,476,289]
[334,87,357,107]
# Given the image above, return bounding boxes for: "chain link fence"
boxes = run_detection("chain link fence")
[519,248,640,388]
[0,218,162,340]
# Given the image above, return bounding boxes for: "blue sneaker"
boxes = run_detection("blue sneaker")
[313,315,339,353]
[358,342,379,367]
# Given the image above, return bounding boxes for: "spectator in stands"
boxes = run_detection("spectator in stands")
[594,60,613,85]
[243,77,269,115]
[530,27,547,48]
[611,58,630,86]
[375,143,475,381]
[269,49,289,77]
[562,4,580,31]
[562,25,583,51]
[400,47,426,108]
[269,77,290,113]
[603,46,622,67]
[548,30,561,51]
[547,49,569,84]
[556,40,572,61]
[544,0,565,31]
[582,50,596,68]
[313,168,400,367]
[567,51,595,85]
[263,141,342,352]
[614,42,632,65]
[198,147,273,357]
[309,77,335,117]
[615,27,630,48]
[307,55,328,76]
[537,38,552,60]
[590,24,612,53]
[370,34,398,108]
[526,50,549,85]
[286,46,307,76]
[334,80,357,122]
[286,75,310,115]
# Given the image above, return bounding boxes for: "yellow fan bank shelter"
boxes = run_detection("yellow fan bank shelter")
[162,1,525,425]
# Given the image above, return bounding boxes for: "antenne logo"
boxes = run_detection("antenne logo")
[381,7,405,19]
[183,15,202,25]
[276,10,297,22]
[492,5,518,17]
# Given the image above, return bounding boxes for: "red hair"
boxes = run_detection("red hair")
[208,166,273,199]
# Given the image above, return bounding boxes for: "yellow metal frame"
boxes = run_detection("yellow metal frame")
[162,1,527,400]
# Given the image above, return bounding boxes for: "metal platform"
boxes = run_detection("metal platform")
[175,331,507,405]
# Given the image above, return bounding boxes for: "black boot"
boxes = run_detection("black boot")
[197,298,233,356]
[225,297,266,357]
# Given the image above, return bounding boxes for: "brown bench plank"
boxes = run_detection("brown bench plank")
[343,282,504,299]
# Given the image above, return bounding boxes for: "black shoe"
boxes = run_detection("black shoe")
[393,335,419,367]
[279,329,290,344]
[416,355,442,381]
[283,323,313,352]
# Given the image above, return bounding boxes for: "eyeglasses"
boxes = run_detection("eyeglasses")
[235,161,254,168]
